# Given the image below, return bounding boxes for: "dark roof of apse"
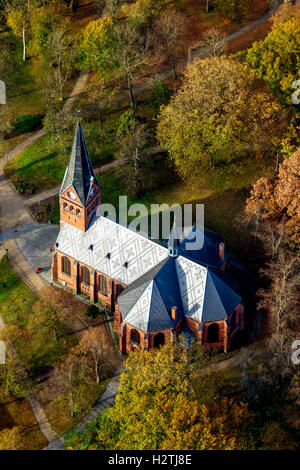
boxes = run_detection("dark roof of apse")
[59,122,101,205]
[200,270,242,323]
[179,226,225,269]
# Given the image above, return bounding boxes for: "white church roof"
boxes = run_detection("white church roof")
[55,215,168,285]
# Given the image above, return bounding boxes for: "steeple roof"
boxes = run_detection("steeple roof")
[59,121,100,205]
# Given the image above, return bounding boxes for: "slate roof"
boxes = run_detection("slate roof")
[59,122,101,205]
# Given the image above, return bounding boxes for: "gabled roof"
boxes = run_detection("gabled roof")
[59,122,100,205]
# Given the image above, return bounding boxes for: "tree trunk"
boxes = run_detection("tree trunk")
[95,361,99,384]
[22,27,26,61]
[169,52,177,80]
[206,0,211,12]
[127,72,135,111]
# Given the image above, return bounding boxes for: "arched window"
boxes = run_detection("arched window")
[154,332,165,348]
[130,329,140,345]
[99,275,107,295]
[81,266,90,285]
[116,285,124,298]
[76,209,81,217]
[63,202,68,211]
[230,311,237,331]
[70,205,74,214]
[207,323,219,343]
[62,256,71,275]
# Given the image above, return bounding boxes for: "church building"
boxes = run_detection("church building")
[52,123,245,353]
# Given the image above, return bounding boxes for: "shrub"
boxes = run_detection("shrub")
[86,304,100,319]
[13,114,43,134]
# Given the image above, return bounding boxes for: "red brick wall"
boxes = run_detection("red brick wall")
[59,185,101,232]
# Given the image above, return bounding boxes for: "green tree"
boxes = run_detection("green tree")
[65,342,251,450]
[244,12,300,105]
[5,0,33,61]
[157,57,283,177]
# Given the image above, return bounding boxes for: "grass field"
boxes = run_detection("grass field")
[0,395,47,450]
[0,256,78,375]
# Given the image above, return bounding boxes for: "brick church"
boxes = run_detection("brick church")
[52,123,245,353]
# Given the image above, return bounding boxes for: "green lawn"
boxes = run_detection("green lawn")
[0,256,78,375]
[5,116,118,191]
[5,134,65,190]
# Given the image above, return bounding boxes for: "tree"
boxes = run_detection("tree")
[157,57,283,177]
[116,111,152,198]
[257,250,299,335]
[5,0,32,61]
[79,327,110,383]
[78,17,114,79]
[28,286,69,342]
[108,23,149,110]
[152,11,184,80]
[246,148,300,250]
[57,349,88,417]
[48,29,76,102]
[80,80,119,133]
[197,28,227,58]
[0,357,27,400]
[214,0,251,22]
[29,1,76,102]
[64,342,251,450]
[245,12,300,104]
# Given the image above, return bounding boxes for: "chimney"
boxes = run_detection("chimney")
[171,306,178,321]
[219,242,225,260]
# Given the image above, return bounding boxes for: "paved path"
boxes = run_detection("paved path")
[44,364,125,450]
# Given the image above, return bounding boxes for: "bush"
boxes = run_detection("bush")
[13,114,43,134]
[86,304,100,319]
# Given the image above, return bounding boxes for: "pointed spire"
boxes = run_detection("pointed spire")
[168,218,180,258]
[59,121,101,206]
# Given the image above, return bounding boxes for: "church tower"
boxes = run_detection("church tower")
[59,121,101,232]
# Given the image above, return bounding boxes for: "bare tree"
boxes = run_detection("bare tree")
[256,221,287,259]
[152,11,183,80]
[117,116,152,199]
[197,28,227,58]
[109,23,149,110]
[58,349,88,417]
[258,251,299,335]
[79,327,111,384]
[48,29,76,102]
